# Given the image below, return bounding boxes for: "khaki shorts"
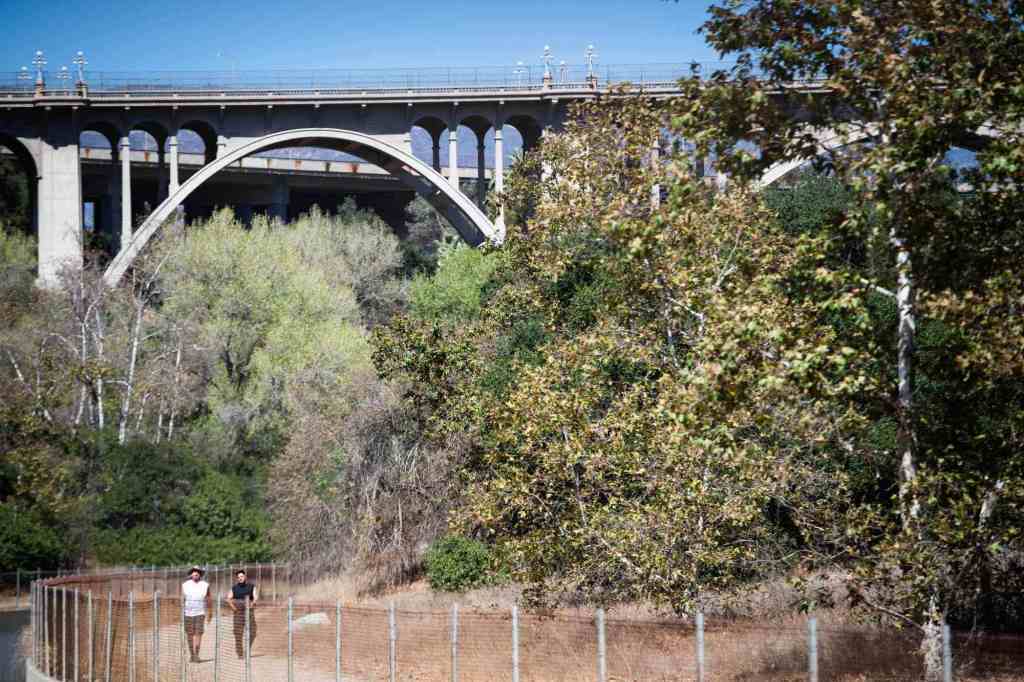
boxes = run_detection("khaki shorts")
[184,615,205,635]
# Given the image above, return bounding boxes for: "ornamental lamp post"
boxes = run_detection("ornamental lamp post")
[542,45,554,88]
[559,60,568,84]
[17,66,31,91]
[32,50,47,94]
[585,44,599,88]
[73,51,88,95]
[57,66,69,93]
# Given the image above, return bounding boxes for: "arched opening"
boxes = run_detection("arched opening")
[459,115,492,209]
[505,115,542,154]
[0,134,38,239]
[411,116,447,172]
[129,122,169,218]
[104,128,498,286]
[178,120,218,166]
[79,122,122,252]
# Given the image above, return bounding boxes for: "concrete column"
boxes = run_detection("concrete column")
[432,137,441,172]
[157,148,169,203]
[270,175,289,222]
[476,139,486,208]
[105,167,120,243]
[494,126,504,195]
[168,132,179,193]
[448,124,459,189]
[120,134,132,248]
[238,203,254,225]
[36,116,84,286]
[217,134,227,159]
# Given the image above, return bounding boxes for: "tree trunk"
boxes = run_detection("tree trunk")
[117,301,145,444]
[94,308,106,430]
[892,232,918,527]
[921,600,944,681]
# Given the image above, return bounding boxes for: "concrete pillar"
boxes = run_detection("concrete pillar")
[476,138,486,208]
[105,163,120,244]
[237,203,254,226]
[494,125,504,195]
[448,123,459,189]
[217,134,227,159]
[432,137,441,172]
[168,131,179,193]
[119,134,132,248]
[157,148,169,202]
[36,116,84,286]
[270,175,289,222]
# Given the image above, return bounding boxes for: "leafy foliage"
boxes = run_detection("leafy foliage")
[0,504,65,569]
[424,535,494,592]
[672,1,1024,672]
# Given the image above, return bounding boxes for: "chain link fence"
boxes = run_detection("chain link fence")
[24,566,1024,681]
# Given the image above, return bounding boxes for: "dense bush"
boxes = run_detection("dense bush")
[409,242,498,321]
[424,535,493,592]
[0,504,65,569]
[92,526,271,566]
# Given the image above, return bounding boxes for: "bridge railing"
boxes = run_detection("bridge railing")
[0,62,743,96]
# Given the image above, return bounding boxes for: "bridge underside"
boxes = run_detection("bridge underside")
[80,159,418,241]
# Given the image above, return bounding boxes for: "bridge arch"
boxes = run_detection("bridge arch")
[0,132,39,237]
[103,127,499,285]
[757,124,994,188]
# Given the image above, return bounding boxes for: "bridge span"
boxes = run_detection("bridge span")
[0,61,824,285]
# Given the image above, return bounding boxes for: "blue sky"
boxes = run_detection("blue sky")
[1,1,719,74]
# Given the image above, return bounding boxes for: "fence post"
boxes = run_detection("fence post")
[214,591,221,682]
[388,601,397,682]
[74,589,80,682]
[287,597,295,682]
[154,591,160,682]
[451,603,459,682]
[41,585,47,675]
[87,591,94,682]
[272,564,277,602]
[15,568,20,609]
[943,622,953,682]
[808,617,818,682]
[128,591,135,682]
[696,611,705,682]
[63,587,67,682]
[335,599,342,682]
[179,594,186,682]
[596,607,606,682]
[105,592,113,682]
[245,599,252,682]
[511,605,519,682]
[28,582,33,667]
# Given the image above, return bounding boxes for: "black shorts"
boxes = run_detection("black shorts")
[184,615,205,635]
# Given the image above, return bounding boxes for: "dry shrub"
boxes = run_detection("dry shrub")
[269,366,460,595]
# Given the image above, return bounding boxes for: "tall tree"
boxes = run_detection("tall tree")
[676,1,1024,675]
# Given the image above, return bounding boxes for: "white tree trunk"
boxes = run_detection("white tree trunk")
[892,233,919,526]
[117,302,145,444]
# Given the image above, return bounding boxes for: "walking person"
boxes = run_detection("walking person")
[181,566,211,663]
[227,569,258,658]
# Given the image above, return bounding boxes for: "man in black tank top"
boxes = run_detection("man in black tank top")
[227,569,258,658]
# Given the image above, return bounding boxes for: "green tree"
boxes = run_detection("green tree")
[676,1,1024,674]
[377,94,856,613]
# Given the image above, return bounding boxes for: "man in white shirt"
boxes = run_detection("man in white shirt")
[181,566,211,662]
